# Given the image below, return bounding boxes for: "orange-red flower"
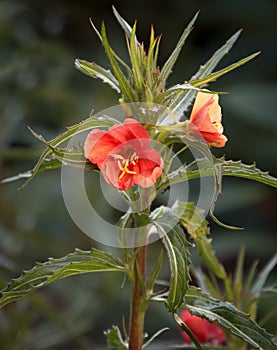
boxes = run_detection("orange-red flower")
[84,118,163,190]
[180,309,226,346]
[188,92,227,147]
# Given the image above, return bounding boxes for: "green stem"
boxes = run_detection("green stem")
[129,245,147,350]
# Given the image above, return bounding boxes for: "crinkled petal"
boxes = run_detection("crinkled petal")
[189,92,227,147]
[84,129,120,168]
[199,131,228,147]
[84,119,163,190]
[108,118,150,146]
[133,149,164,188]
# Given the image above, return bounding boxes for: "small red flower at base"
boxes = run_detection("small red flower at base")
[84,118,163,190]
[188,92,228,147]
[180,309,226,346]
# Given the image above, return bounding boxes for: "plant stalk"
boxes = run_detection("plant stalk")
[128,244,147,350]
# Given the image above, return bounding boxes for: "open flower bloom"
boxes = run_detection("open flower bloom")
[188,92,227,147]
[84,118,163,190]
[180,309,226,346]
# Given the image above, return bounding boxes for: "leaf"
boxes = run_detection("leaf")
[101,22,135,102]
[147,249,163,295]
[169,201,226,280]
[170,201,209,237]
[158,137,276,230]
[150,205,190,312]
[1,115,116,188]
[112,6,136,42]
[189,51,260,87]
[233,246,245,303]
[157,11,199,92]
[159,157,277,202]
[0,248,126,308]
[75,59,120,92]
[184,287,276,350]
[156,129,227,229]
[221,159,277,188]
[104,326,128,350]
[169,30,242,116]
[142,327,169,348]
[128,22,144,92]
[251,252,277,298]
[194,236,227,280]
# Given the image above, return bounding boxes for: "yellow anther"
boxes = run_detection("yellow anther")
[118,159,137,180]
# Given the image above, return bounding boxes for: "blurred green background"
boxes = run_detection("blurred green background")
[0,0,276,349]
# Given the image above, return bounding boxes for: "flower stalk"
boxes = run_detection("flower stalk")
[129,245,147,350]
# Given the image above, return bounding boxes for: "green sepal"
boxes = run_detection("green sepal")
[0,248,126,308]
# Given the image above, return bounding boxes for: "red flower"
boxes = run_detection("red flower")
[180,309,226,346]
[84,118,163,190]
[188,92,228,147]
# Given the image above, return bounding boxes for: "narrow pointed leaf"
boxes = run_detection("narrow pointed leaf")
[190,51,260,87]
[0,249,126,308]
[129,22,144,91]
[89,17,103,42]
[169,30,242,116]
[112,6,132,39]
[142,327,169,348]
[169,201,227,279]
[221,159,277,188]
[251,252,277,298]
[112,6,136,43]
[75,59,120,92]
[157,12,199,91]
[147,250,163,294]
[184,287,276,350]
[191,30,242,80]
[101,23,135,102]
[151,205,190,312]
[194,236,227,279]
[159,158,277,191]
[3,116,116,188]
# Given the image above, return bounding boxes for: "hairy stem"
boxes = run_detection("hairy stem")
[129,245,147,350]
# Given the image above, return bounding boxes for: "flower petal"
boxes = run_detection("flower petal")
[189,92,227,147]
[108,118,151,146]
[84,129,120,168]
[180,309,226,345]
[84,119,163,190]
[133,149,164,188]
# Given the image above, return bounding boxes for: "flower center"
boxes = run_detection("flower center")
[114,153,138,180]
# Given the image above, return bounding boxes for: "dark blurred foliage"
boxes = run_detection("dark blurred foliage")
[0,0,276,348]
